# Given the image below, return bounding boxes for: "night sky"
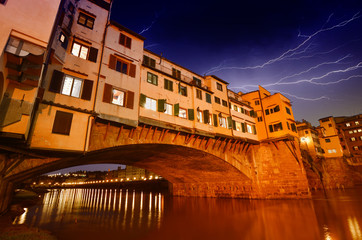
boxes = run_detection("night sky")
[50,1,362,174]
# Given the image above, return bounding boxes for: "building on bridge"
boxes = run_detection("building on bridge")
[296,120,324,159]
[316,116,344,158]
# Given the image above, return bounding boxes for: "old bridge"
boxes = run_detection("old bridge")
[0,120,310,213]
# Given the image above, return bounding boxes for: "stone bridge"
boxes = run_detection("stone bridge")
[0,120,310,213]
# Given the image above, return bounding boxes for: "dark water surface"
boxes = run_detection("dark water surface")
[12,187,362,240]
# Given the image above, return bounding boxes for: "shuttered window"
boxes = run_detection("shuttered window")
[203,110,210,124]
[119,33,132,49]
[52,111,73,135]
[188,109,194,121]
[103,83,134,109]
[205,93,211,103]
[109,54,136,78]
[164,79,173,91]
[77,12,95,29]
[213,114,218,127]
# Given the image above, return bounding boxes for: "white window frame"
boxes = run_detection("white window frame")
[71,42,89,59]
[219,117,227,128]
[247,124,253,134]
[145,97,157,111]
[165,103,172,115]
[111,89,125,106]
[197,110,203,123]
[61,75,83,98]
[179,108,187,119]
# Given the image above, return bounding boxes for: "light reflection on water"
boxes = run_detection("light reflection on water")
[12,187,362,240]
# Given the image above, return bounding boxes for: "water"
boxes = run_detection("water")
[12,187,362,240]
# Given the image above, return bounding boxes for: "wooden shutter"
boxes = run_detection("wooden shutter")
[242,123,246,132]
[126,91,134,109]
[102,83,112,103]
[250,110,255,117]
[269,125,274,133]
[279,122,283,130]
[88,47,98,63]
[213,114,218,127]
[52,111,73,135]
[139,94,146,107]
[109,54,117,70]
[157,99,165,112]
[203,110,209,124]
[174,103,179,116]
[227,117,232,129]
[129,64,136,78]
[232,120,236,130]
[125,37,132,49]
[119,33,125,45]
[188,109,194,120]
[252,125,257,134]
[81,79,93,100]
[49,70,64,93]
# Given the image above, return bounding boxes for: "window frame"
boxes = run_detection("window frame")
[179,108,187,119]
[61,75,84,98]
[145,97,157,111]
[196,89,202,100]
[111,88,125,106]
[216,82,223,91]
[71,41,89,60]
[119,33,132,49]
[147,72,158,86]
[164,79,173,91]
[179,85,187,97]
[214,97,221,104]
[77,12,95,30]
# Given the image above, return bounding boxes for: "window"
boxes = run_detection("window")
[71,42,89,59]
[353,146,359,151]
[216,82,223,91]
[269,122,283,132]
[240,107,245,114]
[247,124,253,134]
[358,129,362,132]
[60,75,83,98]
[214,97,221,104]
[265,109,270,115]
[274,105,280,112]
[164,79,173,91]
[77,12,95,29]
[172,68,181,79]
[179,85,187,96]
[222,100,228,107]
[52,111,73,135]
[328,149,337,153]
[219,117,227,128]
[179,108,187,119]
[59,32,68,49]
[119,33,131,49]
[197,110,203,123]
[325,138,331,143]
[328,124,332,127]
[145,97,157,111]
[109,55,136,78]
[143,55,156,68]
[165,103,172,115]
[360,136,362,140]
[111,89,125,106]
[356,121,360,125]
[257,117,263,122]
[287,122,290,129]
[286,107,291,115]
[196,89,202,100]
[193,77,202,87]
[147,72,158,85]
[255,100,260,105]
[346,123,351,127]
[205,93,211,103]
[349,130,353,134]
[351,137,356,141]
[233,105,238,111]
[235,122,242,131]
[354,130,357,133]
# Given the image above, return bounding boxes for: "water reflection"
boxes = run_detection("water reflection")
[12,187,362,240]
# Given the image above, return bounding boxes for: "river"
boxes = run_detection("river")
[12,187,362,240]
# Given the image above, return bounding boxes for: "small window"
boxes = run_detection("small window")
[349,130,353,134]
[358,129,362,132]
[351,137,356,141]
[119,33,132,49]
[353,146,359,151]
[235,122,242,131]
[328,124,332,127]
[265,109,270,115]
[61,76,83,98]
[216,82,223,91]
[255,100,260,105]
[196,89,202,100]
[165,103,172,115]
[145,97,157,111]
[164,79,173,91]
[214,97,221,104]
[172,68,181,79]
[219,117,227,128]
[77,12,95,29]
[59,32,68,49]
[222,100,228,107]
[233,105,238,111]
[52,111,73,135]
[305,130,308,134]
[355,121,360,125]
[71,42,89,59]
[346,123,351,127]
[179,108,187,119]
[197,110,203,123]
[257,117,263,122]
[147,72,158,85]
[111,89,125,106]
[247,124,253,134]
[240,107,245,114]
[193,77,202,87]
[179,85,187,96]
[325,138,331,143]
[143,55,156,68]
[286,107,291,115]
[205,93,211,103]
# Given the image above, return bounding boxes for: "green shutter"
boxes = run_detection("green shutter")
[158,99,166,112]
[174,103,179,116]
[139,94,146,107]
[241,122,246,132]
[203,110,209,124]
[213,114,218,127]
[227,116,232,129]
[188,109,194,120]
[232,120,236,130]
[206,93,211,103]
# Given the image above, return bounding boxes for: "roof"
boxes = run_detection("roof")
[109,20,146,41]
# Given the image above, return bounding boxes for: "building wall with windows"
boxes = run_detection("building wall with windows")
[95,21,144,127]
[317,117,343,157]
[335,114,362,156]
[30,0,111,151]
[297,121,324,158]
[228,90,257,141]
[0,0,61,139]
[243,86,298,141]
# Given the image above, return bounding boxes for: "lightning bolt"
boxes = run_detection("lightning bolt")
[203,12,360,75]
[139,20,156,35]
[144,43,160,49]
[269,90,330,101]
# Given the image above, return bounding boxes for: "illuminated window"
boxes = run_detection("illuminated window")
[354,130,357,133]
[165,103,172,115]
[145,97,156,111]
[247,124,253,134]
[59,32,68,49]
[119,33,131,48]
[351,137,356,141]
[235,122,241,131]
[233,105,238,111]
[356,121,360,125]
[147,72,158,85]
[111,89,125,106]
[327,149,337,153]
[179,85,187,96]
[219,117,227,128]
[346,123,351,127]
[78,12,95,29]
[61,76,83,98]
[179,108,187,119]
[197,110,202,123]
[216,82,223,91]
[358,129,362,132]
[353,146,359,151]
[349,130,353,134]
[71,42,89,59]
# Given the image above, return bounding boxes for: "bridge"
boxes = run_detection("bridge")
[0,120,310,213]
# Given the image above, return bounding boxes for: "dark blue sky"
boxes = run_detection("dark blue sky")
[50,0,362,174]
